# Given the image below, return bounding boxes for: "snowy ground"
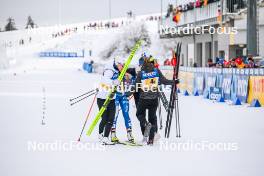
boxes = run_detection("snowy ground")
[0,60,264,176]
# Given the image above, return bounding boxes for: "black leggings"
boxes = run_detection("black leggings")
[136,98,158,141]
[97,98,116,138]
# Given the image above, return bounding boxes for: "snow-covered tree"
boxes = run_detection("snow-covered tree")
[26,16,37,29]
[100,21,151,60]
[5,17,17,31]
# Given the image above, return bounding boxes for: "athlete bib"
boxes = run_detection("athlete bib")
[141,69,159,91]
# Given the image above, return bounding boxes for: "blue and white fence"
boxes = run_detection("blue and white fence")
[161,66,264,106]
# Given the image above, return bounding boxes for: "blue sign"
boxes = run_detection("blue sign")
[231,75,249,103]
[209,87,222,100]
[194,72,205,94]
[204,73,217,91]
[222,74,233,100]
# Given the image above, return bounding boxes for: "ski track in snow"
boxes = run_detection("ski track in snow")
[0,68,264,176]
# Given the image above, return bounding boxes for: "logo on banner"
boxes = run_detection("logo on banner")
[209,87,222,100]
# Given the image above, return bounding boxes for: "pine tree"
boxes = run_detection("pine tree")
[5,17,17,31]
[25,16,37,29]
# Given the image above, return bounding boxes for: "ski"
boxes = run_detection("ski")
[101,143,116,146]
[86,40,142,136]
[114,141,143,146]
[124,141,143,146]
[164,43,182,138]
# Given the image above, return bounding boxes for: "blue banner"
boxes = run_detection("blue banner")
[222,74,233,100]
[194,72,205,94]
[204,73,217,91]
[216,74,223,89]
[231,75,249,103]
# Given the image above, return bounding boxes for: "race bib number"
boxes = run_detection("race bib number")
[142,77,159,90]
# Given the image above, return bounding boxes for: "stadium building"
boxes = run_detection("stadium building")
[160,0,264,67]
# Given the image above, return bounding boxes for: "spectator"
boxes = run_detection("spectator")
[223,60,231,68]
[207,58,214,67]
[235,57,245,69]
[164,59,171,66]
[246,55,256,68]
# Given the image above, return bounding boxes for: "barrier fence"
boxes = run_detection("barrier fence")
[39,49,85,58]
[161,66,264,106]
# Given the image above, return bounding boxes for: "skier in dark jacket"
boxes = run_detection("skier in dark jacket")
[133,55,145,107]
[135,57,179,145]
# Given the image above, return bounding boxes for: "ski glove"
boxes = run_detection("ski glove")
[175,79,180,84]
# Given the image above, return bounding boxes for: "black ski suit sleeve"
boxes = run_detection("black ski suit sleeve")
[158,69,176,85]
[135,71,142,88]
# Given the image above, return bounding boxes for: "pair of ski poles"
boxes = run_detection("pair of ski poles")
[70,89,98,106]
[69,89,99,141]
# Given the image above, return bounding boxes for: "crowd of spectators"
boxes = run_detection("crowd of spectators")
[52,14,161,39]
[206,56,262,68]
[52,27,78,38]
[162,55,263,68]
[166,0,221,23]
[2,14,161,49]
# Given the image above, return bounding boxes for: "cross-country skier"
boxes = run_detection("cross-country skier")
[135,57,179,145]
[111,59,137,143]
[97,62,120,145]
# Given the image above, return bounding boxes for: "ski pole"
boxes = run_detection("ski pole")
[70,91,97,106]
[70,89,97,102]
[158,97,163,130]
[167,91,175,138]
[175,43,182,138]
[175,91,181,137]
[77,92,98,142]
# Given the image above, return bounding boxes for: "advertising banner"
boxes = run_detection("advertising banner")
[222,74,233,100]
[178,71,187,91]
[185,72,194,94]
[194,72,205,94]
[204,73,217,91]
[231,75,249,103]
[247,76,264,105]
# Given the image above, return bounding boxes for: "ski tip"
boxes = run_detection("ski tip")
[77,138,80,142]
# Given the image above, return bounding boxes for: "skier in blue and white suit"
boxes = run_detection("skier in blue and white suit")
[111,59,137,143]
